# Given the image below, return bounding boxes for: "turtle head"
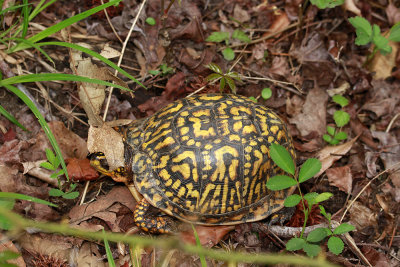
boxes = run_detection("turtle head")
[89,152,128,183]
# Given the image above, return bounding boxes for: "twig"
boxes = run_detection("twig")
[100,0,123,44]
[103,0,147,120]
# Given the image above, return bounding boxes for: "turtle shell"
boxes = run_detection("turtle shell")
[121,94,296,225]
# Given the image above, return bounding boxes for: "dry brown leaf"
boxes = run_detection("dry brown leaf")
[326,165,352,193]
[76,242,107,267]
[316,136,358,176]
[289,87,328,137]
[87,124,124,171]
[66,158,99,181]
[386,3,400,26]
[344,0,361,16]
[69,186,136,231]
[71,49,128,126]
[180,225,234,247]
[233,4,250,23]
[99,43,121,59]
[18,233,74,263]
[22,161,58,187]
[349,201,377,230]
[368,40,398,79]
[361,247,391,267]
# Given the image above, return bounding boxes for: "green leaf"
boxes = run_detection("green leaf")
[372,24,392,54]
[45,148,56,166]
[326,126,335,136]
[389,22,400,42]
[0,105,28,131]
[333,110,350,127]
[307,228,328,242]
[205,73,222,82]
[49,188,65,197]
[323,134,334,144]
[284,194,301,207]
[334,131,347,140]
[206,31,230,43]
[333,223,355,235]
[232,29,251,43]
[248,96,257,103]
[40,161,55,171]
[62,191,80,199]
[145,17,156,25]
[298,158,322,183]
[332,95,349,107]
[266,175,297,191]
[225,76,236,93]
[269,143,295,175]
[315,192,333,203]
[310,0,344,9]
[348,16,372,45]
[319,205,330,220]
[226,71,241,81]
[261,88,272,100]
[327,236,344,255]
[222,47,235,61]
[219,77,226,91]
[286,237,305,251]
[303,242,321,257]
[50,169,65,179]
[304,192,319,206]
[148,70,160,75]
[206,63,222,74]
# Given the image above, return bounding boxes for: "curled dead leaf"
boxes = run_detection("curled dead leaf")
[316,136,358,176]
[66,158,99,181]
[87,124,125,171]
[326,165,353,193]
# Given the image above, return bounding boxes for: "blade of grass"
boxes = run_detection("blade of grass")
[9,0,122,52]
[0,73,131,91]
[21,0,30,38]
[4,84,69,181]
[36,41,145,88]
[103,229,116,267]
[0,105,28,131]
[191,224,207,267]
[0,192,57,207]
[6,38,54,65]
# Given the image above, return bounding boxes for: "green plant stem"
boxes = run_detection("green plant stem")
[0,208,337,267]
[296,183,309,238]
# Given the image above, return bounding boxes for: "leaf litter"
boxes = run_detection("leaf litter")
[1,0,400,266]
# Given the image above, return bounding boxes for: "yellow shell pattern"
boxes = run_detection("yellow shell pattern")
[121,94,296,225]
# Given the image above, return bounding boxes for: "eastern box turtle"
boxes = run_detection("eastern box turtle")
[90,94,296,233]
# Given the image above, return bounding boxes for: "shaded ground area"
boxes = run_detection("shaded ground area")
[0,0,400,266]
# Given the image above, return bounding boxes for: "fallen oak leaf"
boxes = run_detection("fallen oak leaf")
[326,165,353,194]
[180,225,234,247]
[316,136,359,177]
[66,158,99,181]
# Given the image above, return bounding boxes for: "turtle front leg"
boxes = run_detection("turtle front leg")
[134,198,177,234]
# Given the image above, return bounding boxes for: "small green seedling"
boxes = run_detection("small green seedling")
[310,0,344,9]
[206,29,251,61]
[145,17,156,26]
[148,63,174,76]
[248,88,272,103]
[349,17,400,56]
[266,143,355,257]
[323,95,350,145]
[205,63,241,93]
[41,148,79,199]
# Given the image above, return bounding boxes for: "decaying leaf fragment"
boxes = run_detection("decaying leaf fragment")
[70,46,128,126]
[87,124,125,171]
